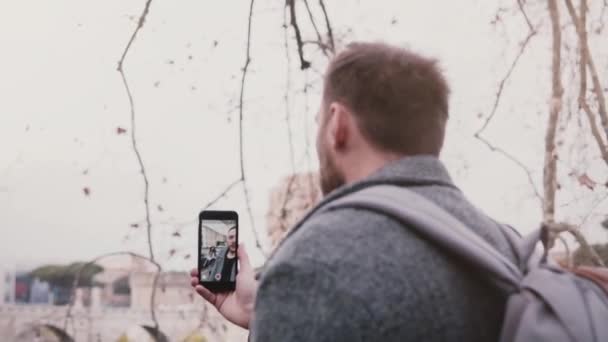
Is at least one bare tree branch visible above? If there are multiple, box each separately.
[569,228,606,267]
[302,0,330,57]
[545,221,605,267]
[564,0,608,166]
[318,0,335,53]
[287,0,311,69]
[544,0,564,223]
[64,252,161,332]
[239,0,266,256]
[557,234,572,268]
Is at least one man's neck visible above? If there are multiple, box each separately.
[227,250,236,259]
[344,151,403,185]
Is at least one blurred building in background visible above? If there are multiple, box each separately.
[0,255,247,341]
[266,172,322,249]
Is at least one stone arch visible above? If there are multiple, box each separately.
[14,323,74,342]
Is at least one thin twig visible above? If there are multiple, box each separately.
[203,179,243,211]
[476,135,543,201]
[117,0,153,72]
[474,2,540,203]
[116,0,155,263]
[302,0,330,57]
[239,0,266,256]
[302,39,333,52]
[579,192,608,227]
[115,0,160,333]
[119,71,154,262]
[278,175,297,233]
[581,102,608,164]
[318,0,335,53]
[279,7,298,235]
[64,252,161,331]
[287,0,311,69]
[169,179,242,236]
[517,0,535,31]
[301,71,318,204]
[284,4,297,173]
[475,15,535,136]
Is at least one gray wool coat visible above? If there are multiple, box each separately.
[250,155,519,342]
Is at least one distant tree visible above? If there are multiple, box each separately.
[30,262,103,288]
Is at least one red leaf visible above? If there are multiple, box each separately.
[577,173,596,190]
[130,223,139,228]
[83,187,90,196]
[116,127,127,135]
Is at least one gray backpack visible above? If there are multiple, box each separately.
[327,185,608,342]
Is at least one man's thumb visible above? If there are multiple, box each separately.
[238,243,252,271]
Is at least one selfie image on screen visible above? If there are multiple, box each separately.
[199,219,237,283]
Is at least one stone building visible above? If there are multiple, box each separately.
[266,172,322,249]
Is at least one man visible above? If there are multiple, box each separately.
[191,42,518,341]
[199,246,217,281]
[208,226,237,282]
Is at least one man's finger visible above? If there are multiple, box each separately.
[191,277,199,287]
[195,285,217,305]
[237,243,252,272]
[190,268,199,277]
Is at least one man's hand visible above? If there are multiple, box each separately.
[190,244,258,329]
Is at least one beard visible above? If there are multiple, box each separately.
[318,150,346,196]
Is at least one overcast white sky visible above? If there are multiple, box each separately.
[1,0,606,270]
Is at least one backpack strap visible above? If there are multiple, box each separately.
[325,185,522,292]
[498,224,543,272]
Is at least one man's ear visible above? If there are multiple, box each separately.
[327,102,350,150]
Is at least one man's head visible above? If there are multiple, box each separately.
[316,42,450,195]
[227,226,237,252]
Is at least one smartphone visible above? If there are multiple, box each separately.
[198,210,238,292]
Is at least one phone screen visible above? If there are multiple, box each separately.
[198,211,238,291]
